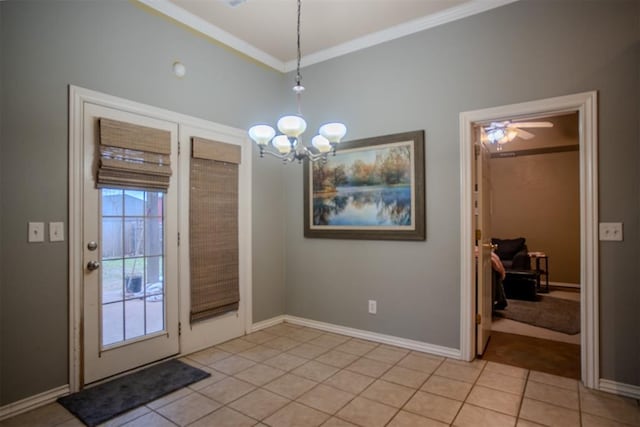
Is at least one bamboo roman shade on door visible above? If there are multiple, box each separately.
[190,137,241,322]
[97,118,172,192]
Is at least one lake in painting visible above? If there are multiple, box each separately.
[311,141,414,227]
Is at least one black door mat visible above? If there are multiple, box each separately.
[57,359,210,426]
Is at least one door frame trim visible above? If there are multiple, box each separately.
[458,91,599,388]
[68,85,252,392]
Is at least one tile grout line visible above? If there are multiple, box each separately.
[383,356,457,426]
[257,336,382,425]
[378,350,440,427]
[448,358,488,425]
[514,368,530,426]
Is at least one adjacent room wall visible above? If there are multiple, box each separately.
[283,0,639,387]
[490,150,580,284]
[0,0,286,405]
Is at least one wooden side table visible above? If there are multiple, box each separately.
[529,252,549,293]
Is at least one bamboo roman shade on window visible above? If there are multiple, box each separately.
[97,118,172,192]
[190,137,241,323]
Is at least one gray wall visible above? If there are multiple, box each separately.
[1,0,639,407]
[0,0,286,405]
[284,0,639,386]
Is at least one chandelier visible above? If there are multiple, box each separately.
[247,0,347,163]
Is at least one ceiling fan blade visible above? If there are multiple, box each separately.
[510,121,553,128]
[516,129,535,140]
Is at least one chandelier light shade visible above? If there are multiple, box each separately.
[247,0,347,163]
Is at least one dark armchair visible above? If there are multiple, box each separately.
[491,237,530,270]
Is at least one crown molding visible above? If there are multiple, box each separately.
[136,0,286,72]
[289,0,519,71]
[137,0,518,73]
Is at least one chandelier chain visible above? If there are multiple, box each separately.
[296,0,302,114]
[296,0,302,85]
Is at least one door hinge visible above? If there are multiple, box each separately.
[177,232,180,246]
[474,144,480,158]
[475,229,481,240]
[178,322,182,336]
[178,141,181,156]
[476,314,481,324]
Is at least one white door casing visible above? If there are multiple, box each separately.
[459,91,599,388]
[69,85,252,392]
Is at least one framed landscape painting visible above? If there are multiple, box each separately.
[304,130,425,241]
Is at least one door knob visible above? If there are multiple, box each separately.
[87,260,100,271]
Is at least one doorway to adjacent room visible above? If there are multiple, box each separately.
[477,111,581,378]
[459,91,599,387]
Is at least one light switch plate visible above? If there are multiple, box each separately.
[28,222,45,242]
[49,222,64,242]
[599,222,623,241]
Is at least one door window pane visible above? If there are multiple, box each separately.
[145,192,163,217]
[101,189,166,348]
[102,259,123,304]
[124,190,145,216]
[144,219,163,256]
[124,219,144,257]
[102,218,123,259]
[102,302,124,346]
[125,258,145,295]
[102,189,123,216]
[124,299,145,340]
[146,296,164,335]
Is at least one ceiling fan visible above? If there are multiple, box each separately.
[482,120,553,150]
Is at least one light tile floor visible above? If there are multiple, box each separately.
[2,322,638,427]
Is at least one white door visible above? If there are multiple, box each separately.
[476,130,493,355]
[82,103,180,384]
[177,124,249,354]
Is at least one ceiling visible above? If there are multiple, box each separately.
[139,0,518,72]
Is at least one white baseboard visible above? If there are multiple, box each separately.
[599,379,640,400]
[249,315,286,332]
[285,315,462,359]
[0,385,70,421]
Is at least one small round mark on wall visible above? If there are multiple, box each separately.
[173,61,186,78]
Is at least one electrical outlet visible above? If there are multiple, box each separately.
[368,300,377,314]
[28,222,45,242]
[599,222,623,241]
